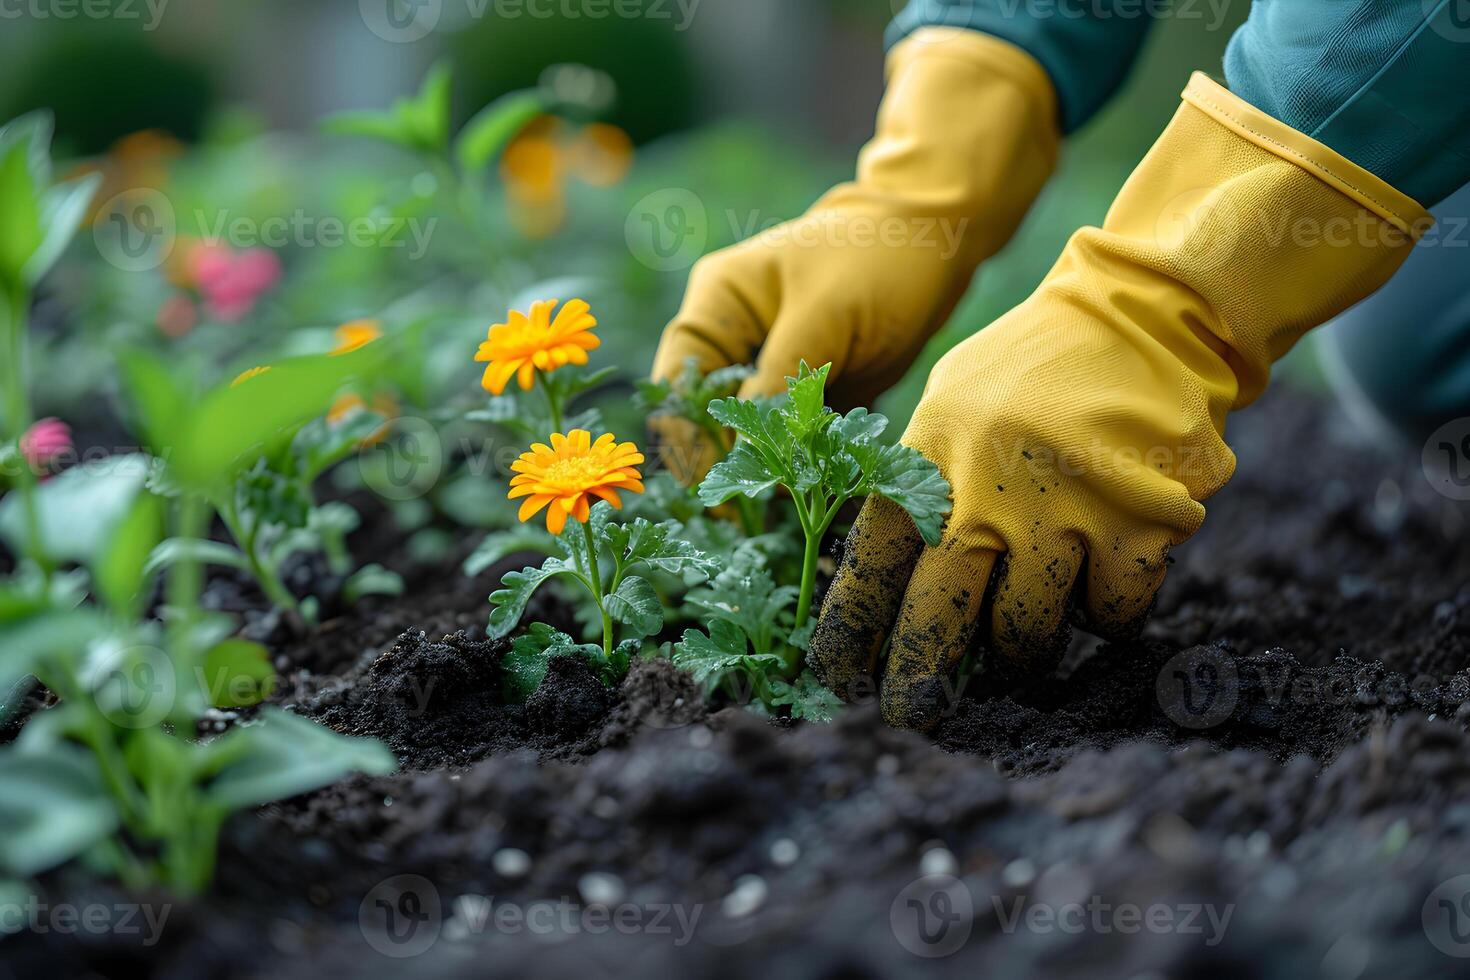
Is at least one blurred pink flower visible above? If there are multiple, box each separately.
[186,244,282,322]
[21,418,72,472]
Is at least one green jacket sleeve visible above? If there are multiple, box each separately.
[887,0,1157,133]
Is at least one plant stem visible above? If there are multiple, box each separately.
[580,520,614,658]
[219,500,301,617]
[0,288,47,575]
[535,368,564,432]
[794,523,822,633]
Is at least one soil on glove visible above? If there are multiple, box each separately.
[7,388,1470,980]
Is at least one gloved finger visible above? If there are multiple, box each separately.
[736,298,854,401]
[809,496,925,702]
[988,539,1084,668]
[650,244,775,384]
[881,538,999,731]
[1077,534,1171,641]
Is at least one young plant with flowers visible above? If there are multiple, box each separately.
[488,429,717,698]
[473,297,612,436]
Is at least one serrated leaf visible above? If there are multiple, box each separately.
[502,622,602,702]
[685,549,796,657]
[604,575,662,638]
[781,361,832,441]
[697,443,780,507]
[769,671,842,722]
[671,619,752,687]
[487,555,580,639]
[604,517,718,578]
[862,443,952,547]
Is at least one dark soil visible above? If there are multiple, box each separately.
[6,388,1470,980]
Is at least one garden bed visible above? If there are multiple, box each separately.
[7,386,1469,979]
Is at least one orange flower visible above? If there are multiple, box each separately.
[231,365,272,387]
[508,430,644,535]
[332,319,383,355]
[475,299,599,396]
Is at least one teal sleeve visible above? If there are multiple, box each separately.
[887,1,1157,134]
[1224,0,1470,206]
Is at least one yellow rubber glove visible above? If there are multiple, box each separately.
[649,28,1058,481]
[810,72,1432,731]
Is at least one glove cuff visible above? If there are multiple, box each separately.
[827,28,1060,263]
[1180,73,1430,239]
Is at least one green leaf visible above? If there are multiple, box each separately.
[25,173,101,285]
[463,527,556,577]
[410,59,454,151]
[487,555,580,639]
[604,575,662,638]
[698,442,780,507]
[685,549,796,657]
[343,563,404,601]
[502,623,603,702]
[0,743,117,877]
[0,608,107,710]
[144,538,249,577]
[0,454,151,566]
[321,110,409,146]
[203,707,396,811]
[781,361,832,441]
[603,517,718,578]
[93,489,164,618]
[672,619,781,690]
[769,671,843,723]
[201,639,276,708]
[0,134,42,288]
[861,443,952,547]
[120,351,193,454]
[456,90,545,173]
[173,349,386,487]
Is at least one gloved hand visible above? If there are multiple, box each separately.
[649,28,1058,481]
[810,72,1431,731]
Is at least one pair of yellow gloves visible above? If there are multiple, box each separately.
[651,29,1430,730]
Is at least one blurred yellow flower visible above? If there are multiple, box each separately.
[332,319,383,355]
[507,430,645,535]
[231,365,272,387]
[327,392,398,447]
[475,299,599,395]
